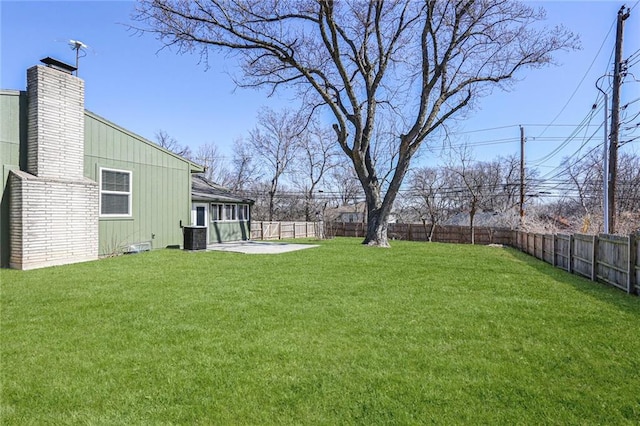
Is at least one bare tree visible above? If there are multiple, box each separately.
[291,123,339,221]
[555,149,640,234]
[445,149,494,244]
[228,137,261,192]
[154,129,191,158]
[443,146,530,242]
[249,107,302,221]
[326,162,363,207]
[136,0,578,246]
[483,155,520,213]
[191,142,232,185]
[407,167,453,241]
[614,151,640,223]
[244,182,270,221]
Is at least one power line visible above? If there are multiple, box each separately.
[533,14,617,139]
[530,100,604,167]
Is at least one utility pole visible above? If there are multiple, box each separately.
[608,5,630,234]
[595,75,609,234]
[519,125,525,225]
[602,90,610,234]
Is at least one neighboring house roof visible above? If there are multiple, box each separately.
[191,174,254,204]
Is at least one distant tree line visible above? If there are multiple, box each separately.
[156,108,640,237]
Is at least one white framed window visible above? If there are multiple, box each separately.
[211,204,223,221]
[211,203,247,221]
[239,205,250,221]
[225,204,237,221]
[100,167,132,217]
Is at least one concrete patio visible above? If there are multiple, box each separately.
[206,241,318,254]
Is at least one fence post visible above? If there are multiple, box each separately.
[529,232,533,254]
[591,234,598,282]
[516,231,524,251]
[261,222,265,241]
[552,234,557,267]
[628,234,638,295]
[568,235,574,274]
[533,233,536,258]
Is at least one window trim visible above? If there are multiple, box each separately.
[225,204,237,221]
[211,204,221,222]
[210,203,249,222]
[99,167,132,218]
[239,204,250,221]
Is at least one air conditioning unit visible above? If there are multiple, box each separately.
[183,226,207,250]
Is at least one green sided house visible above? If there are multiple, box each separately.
[1,58,251,270]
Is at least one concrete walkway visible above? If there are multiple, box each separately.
[206,240,318,254]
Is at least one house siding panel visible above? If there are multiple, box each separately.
[1,91,26,267]
[0,91,24,167]
[210,220,251,243]
[84,113,193,255]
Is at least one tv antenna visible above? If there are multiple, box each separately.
[68,39,88,76]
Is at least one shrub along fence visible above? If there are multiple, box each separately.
[514,231,639,295]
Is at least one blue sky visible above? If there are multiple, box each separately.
[2,0,639,177]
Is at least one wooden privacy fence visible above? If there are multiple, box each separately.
[252,221,514,245]
[251,221,320,240]
[327,221,514,245]
[515,231,639,295]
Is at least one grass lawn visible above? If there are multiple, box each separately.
[1,238,639,424]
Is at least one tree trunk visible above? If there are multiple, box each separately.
[422,218,432,242]
[304,188,313,222]
[364,206,389,247]
[469,207,476,245]
[357,149,411,247]
[268,191,275,222]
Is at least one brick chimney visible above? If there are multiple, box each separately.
[9,59,98,270]
[26,60,85,179]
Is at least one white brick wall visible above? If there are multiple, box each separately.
[26,65,85,179]
[9,171,99,270]
[9,64,99,270]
